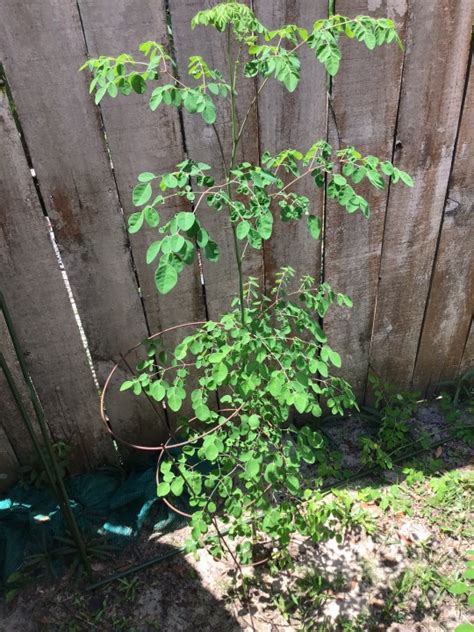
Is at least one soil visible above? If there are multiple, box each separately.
[1,402,473,632]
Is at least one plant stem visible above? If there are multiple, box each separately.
[226,25,246,324]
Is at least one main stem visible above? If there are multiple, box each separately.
[226,26,246,325]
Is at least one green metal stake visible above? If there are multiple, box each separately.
[0,351,59,495]
[0,290,92,577]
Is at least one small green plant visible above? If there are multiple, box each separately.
[449,550,474,604]
[381,560,449,619]
[273,568,331,627]
[80,2,413,575]
[359,375,420,469]
[304,489,376,542]
[449,550,474,632]
[423,470,473,538]
[437,369,474,447]
[117,576,142,602]
[2,571,31,604]
[19,440,71,489]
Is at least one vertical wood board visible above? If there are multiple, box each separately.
[368,0,472,389]
[0,0,166,445]
[168,0,263,319]
[77,0,206,341]
[253,0,328,292]
[459,320,474,376]
[413,54,474,392]
[324,0,407,399]
[0,88,114,469]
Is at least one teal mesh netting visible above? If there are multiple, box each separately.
[0,464,187,582]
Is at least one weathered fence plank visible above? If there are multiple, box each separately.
[413,56,474,392]
[77,0,206,339]
[168,0,263,319]
[0,0,472,474]
[0,312,38,465]
[253,1,327,291]
[324,0,407,399]
[459,320,474,376]
[367,0,472,390]
[0,88,114,469]
[77,0,209,428]
[0,0,167,446]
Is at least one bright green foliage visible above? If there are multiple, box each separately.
[127,145,409,294]
[191,2,267,39]
[81,2,413,567]
[359,375,420,469]
[450,550,474,631]
[80,41,229,124]
[129,270,357,556]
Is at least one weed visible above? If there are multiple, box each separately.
[117,576,142,602]
[359,375,420,469]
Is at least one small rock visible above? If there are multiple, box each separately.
[399,521,431,544]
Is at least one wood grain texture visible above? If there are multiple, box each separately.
[168,0,263,319]
[253,0,327,292]
[0,88,115,469]
[368,0,473,390]
[413,55,474,393]
[77,0,209,428]
[77,0,206,339]
[0,0,167,446]
[459,320,474,375]
[324,0,407,399]
[0,312,38,464]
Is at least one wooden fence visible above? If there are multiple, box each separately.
[0,0,472,483]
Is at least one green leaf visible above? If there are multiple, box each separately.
[171,477,184,496]
[204,241,219,262]
[256,212,273,240]
[329,350,342,368]
[167,387,184,412]
[245,459,260,479]
[448,581,469,595]
[176,211,196,231]
[130,74,147,94]
[204,441,219,461]
[455,624,474,632]
[202,102,216,124]
[294,392,308,414]
[128,212,144,234]
[381,161,394,176]
[212,362,228,384]
[144,206,160,228]
[195,403,211,421]
[317,360,329,378]
[286,475,300,494]
[170,234,185,252]
[157,482,170,497]
[133,182,152,207]
[150,88,163,111]
[155,259,178,294]
[236,220,251,240]
[307,214,321,240]
[94,85,107,105]
[399,170,414,187]
[138,172,155,183]
[120,380,134,392]
[151,381,166,401]
[146,240,161,264]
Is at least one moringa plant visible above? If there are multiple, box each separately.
[82,2,413,568]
